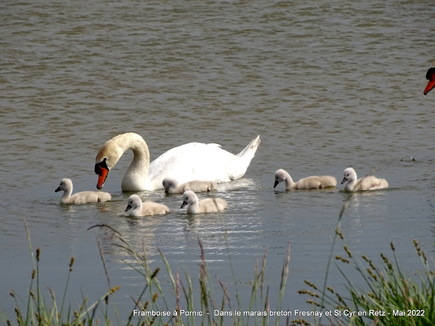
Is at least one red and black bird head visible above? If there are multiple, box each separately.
[423,67,435,95]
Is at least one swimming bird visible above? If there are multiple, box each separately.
[423,67,435,95]
[125,194,169,217]
[162,178,216,194]
[180,190,227,214]
[273,169,337,190]
[341,167,389,192]
[94,132,261,191]
[55,178,111,204]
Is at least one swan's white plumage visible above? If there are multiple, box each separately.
[95,133,261,191]
[341,167,389,192]
[180,190,227,214]
[125,194,169,217]
[55,178,111,204]
[162,178,216,194]
[274,169,337,190]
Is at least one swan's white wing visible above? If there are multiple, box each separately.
[147,142,237,190]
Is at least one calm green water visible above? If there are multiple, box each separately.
[1,0,434,323]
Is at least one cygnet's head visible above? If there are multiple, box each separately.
[341,167,357,184]
[181,190,197,208]
[274,169,288,188]
[162,178,178,193]
[125,194,142,212]
[55,178,73,192]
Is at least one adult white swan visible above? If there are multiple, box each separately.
[95,132,261,191]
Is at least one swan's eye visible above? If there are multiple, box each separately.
[94,158,109,175]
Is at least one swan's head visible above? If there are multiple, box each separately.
[95,158,110,190]
[274,169,288,188]
[95,135,127,189]
[95,139,123,189]
[55,178,73,192]
[162,178,178,193]
[94,133,148,190]
[125,194,142,213]
[424,67,435,95]
[181,190,197,208]
[341,167,357,184]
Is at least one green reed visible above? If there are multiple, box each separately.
[5,220,291,326]
[99,223,292,326]
[298,196,435,326]
[4,220,120,326]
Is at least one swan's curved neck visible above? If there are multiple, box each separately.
[186,195,200,213]
[63,185,73,199]
[121,135,150,190]
[283,172,295,189]
[345,173,357,191]
[97,133,151,191]
[190,201,199,213]
[345,180,354,191]
[132,203,142,216]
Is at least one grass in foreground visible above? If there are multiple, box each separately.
[3,221,292,326]
[298,195,435,326]
[299,237,434,325]
[5,221,120,326]
[94,223,293,326]
[4,208,434,326]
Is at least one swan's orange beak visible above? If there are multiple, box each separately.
[424,68,435,95]
[95,159,109,190]
[424,79,435,95]
[96,168,109,189]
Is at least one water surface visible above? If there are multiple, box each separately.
[1,0,434,323]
